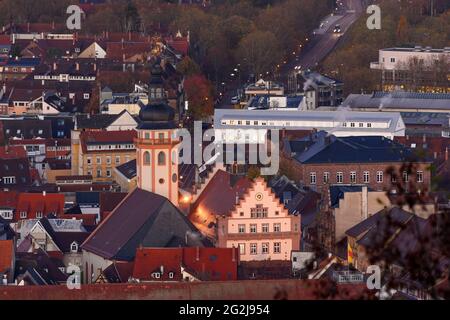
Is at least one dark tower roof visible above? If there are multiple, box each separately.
[137,60,178,130]
[149,63,164,87]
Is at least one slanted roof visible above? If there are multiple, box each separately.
[15,249,67,285]
[342,92,450,110]
[101,261,134,283]
[115,159,137,180]
[329,185,372,208]
[81,188,210,261]
[298,136,418,164]
[191,170,252,217]
[39,217,90,253]
[345,207,414,239]
[0,240,14,274]
[75,113,120,129]
[132,247,238,282]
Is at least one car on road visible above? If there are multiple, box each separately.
[333,24,342,33]
[231,96,240,104]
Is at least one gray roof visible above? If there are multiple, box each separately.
[81,188,209,261]
[342,92,450,111]
[214,109,405,136]
[75,114,119,129]
[345,207,413,239]
[302,71,343,87]
[115,159,137,180]
[329,185,372,208]
[289,134,421,164]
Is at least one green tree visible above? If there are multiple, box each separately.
[235,30,282,77]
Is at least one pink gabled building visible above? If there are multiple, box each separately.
[190,171,301,262]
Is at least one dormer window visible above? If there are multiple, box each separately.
[36,211,43,219]
[20,211,27,219]
[70,242,78,253]
[151,272,161,279]
[169,272,174,279]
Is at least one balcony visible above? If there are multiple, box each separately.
[225,231,299,241]
[370,62,382,70]
[134,138,178,146]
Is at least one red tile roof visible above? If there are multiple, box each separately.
[15,193,64,221]
[79,130,136,153]
[132,247,239,282]
[0,191,18,209]
[0,35,11,46]
[9,138,46,145]
[106,42,152,60]
[0,240,14,274]
[191,170,252,216]
[165,36,189,55]
[0,280,375,300]
[0,145,27,159]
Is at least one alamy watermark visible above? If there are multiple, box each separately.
[66,264,81,290]
[66,5,82,30]
[173,121,280,176]
[366,5,381,30]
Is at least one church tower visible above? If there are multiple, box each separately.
[135,62,180,206]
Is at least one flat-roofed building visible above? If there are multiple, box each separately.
[214,109,405,144]
[370,47,450,93]
[342,92,450,113]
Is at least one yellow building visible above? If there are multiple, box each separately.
[75,130,137,182]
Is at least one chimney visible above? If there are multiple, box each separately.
[235,192,239,205]
[362,185,368,220]
[93,63,97,72]
[445,147,448,161]
[422,134,426,143]
[196,247,200,261]
[128,31,131,41]
[27,22,30,33]
[53,62,57,71]
[76,62,80,71]
[121,38,124,49]
[52,21,55,30]
[43,191,46,197]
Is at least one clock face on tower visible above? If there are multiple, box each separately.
[255,192,263,201]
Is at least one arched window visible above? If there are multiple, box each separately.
[70,241,78,253]
[158,151,166,165]
[143,151,151,165]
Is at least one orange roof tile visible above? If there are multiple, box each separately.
[0,240,14,274]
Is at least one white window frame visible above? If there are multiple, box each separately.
[238,243,245,255]
[274,223,281,233]
[350,171,356,184]
[274,242,281,254]
[70,242,78,253]
[310,172,316,185]
[363,171,370,183]
[376,171,383,183]
[250,243,257,255]
[417,171,423,183]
